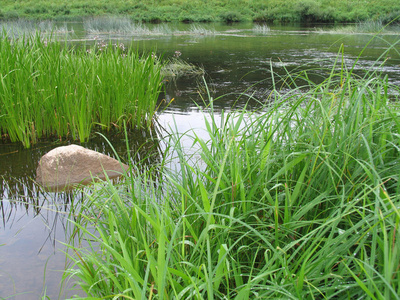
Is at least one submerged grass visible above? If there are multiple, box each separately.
[64,45,400,298]
[0,34,163,148]
[162,57,205,78]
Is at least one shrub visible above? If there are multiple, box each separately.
[220,11,243,23]
[295,0,323,22]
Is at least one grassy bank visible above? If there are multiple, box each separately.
[1,0,400,24]
[64,49,400,298]
[0,34,163,148]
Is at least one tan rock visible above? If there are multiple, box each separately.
[36,144,129,191]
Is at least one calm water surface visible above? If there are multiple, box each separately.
[0,22,399,299]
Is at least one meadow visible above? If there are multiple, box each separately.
[0,34,163,148]
[63,46,400,298]
[1,0,400,24]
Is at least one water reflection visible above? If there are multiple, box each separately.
[0,195,77,299]
[0,127,162,238]
[1,127,161,201]
[0,125,162,299]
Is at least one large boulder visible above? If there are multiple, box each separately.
[36,144,129,191]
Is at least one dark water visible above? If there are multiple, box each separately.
[0,22,399,299]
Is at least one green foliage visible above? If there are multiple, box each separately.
[1,0,400,23]
[0,33,163,148]
[219,11,243,23]
[65,45,400,298]
[294,0,335,22]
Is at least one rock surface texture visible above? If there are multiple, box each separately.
[36,144,129,191]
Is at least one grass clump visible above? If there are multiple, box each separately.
[188,24,216,36]
[355,19,386,33]
[252,24,271,34]
[321,20,392,34]
[0,20,73,39]
[84,17,217,36]
[0,34,163,148]
[84,16,153,35]
[64,47,400,298]
[162,57,205,78]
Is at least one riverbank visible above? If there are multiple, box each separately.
[1,0,400,24]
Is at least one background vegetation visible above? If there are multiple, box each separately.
[1,0,400,24]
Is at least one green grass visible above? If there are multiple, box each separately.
[1,0,400,24]
[64,45,400,298]
[0,34,163,148]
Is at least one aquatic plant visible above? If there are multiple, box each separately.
[162,57,205,78]
[356,19,385,33]
[0,20,73,39]
[0,34,163,148]
[84,17,218,37]
[152,23,174,35]
[316,18,400,34]
[188,24,216,36]
[252,24,270,34]
[64,46,400,298]
[84,16,153,35]
[84,17,176,36]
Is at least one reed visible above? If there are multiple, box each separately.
[84,17,217,36]
[252,24,270,34]
[356,19,386,33]
[64,45,400,299]
[188,24,216,36]
[318,20,396,34]
[0,34,163,148]
[84,16,153,35]
[0,20,73,39]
